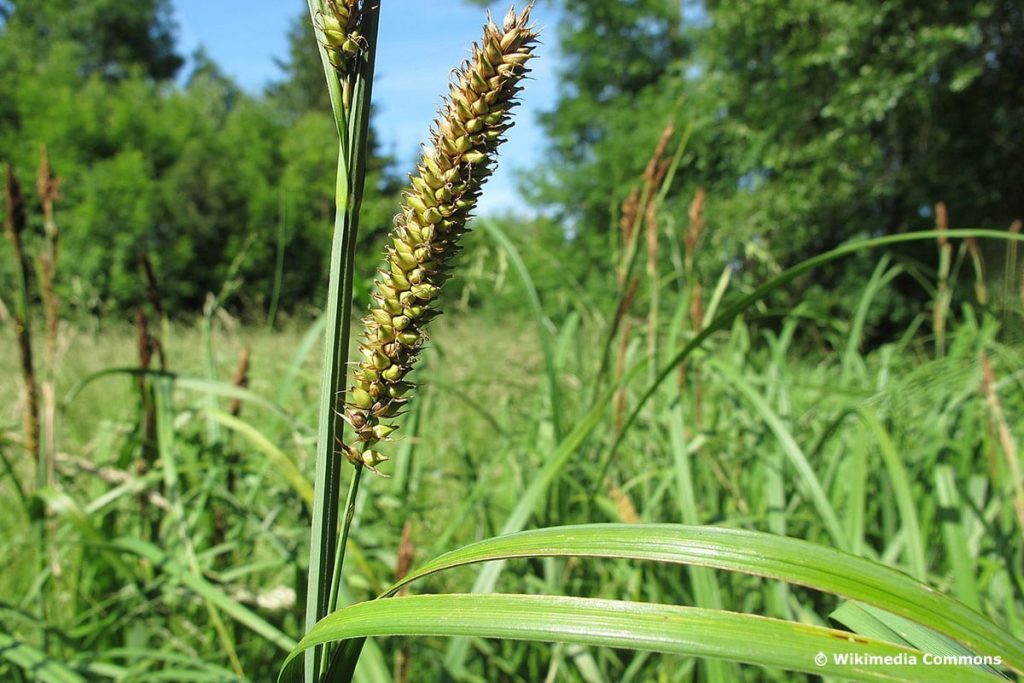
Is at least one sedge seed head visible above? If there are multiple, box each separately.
[343,5,538,472]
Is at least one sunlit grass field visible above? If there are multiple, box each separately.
[3,244,1023,681]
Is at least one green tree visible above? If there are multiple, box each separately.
[0,0,182,80]
[1,0,403,317]
[521,0,1024,286]
[528,0,688,232]
[699,0,1024,253]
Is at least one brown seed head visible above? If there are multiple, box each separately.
[935,201,948,247]
[3,165,26,239]
[344,5,538,471]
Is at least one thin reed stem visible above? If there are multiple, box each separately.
[303,2,381,681]
[322,463,362,669]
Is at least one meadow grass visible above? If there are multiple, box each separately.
[1,251,1023,681]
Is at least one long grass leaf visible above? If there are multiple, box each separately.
[388,524,1024,673]
[711,360,847,549]
[204,408,314,507]
[282,594,1001,683]
[0,629,86,683]
[860,409,926,580]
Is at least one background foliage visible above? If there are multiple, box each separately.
[0,0,401,317]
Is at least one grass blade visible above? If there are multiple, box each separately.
[710,360,847,549]
[860,409,926,580]
[0,629,85,683]
[390,524,1024,673]
[113,537,296,652]
[934,465,982,610]
[282,594,1001,683]
[203,408,314,507]
[608,229,1024,471]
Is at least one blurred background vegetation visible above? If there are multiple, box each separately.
[2,0,1020,322]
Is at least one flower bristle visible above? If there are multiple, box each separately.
[343,5,538,472]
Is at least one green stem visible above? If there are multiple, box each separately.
[321,463,363,670]
[303,3,380,682]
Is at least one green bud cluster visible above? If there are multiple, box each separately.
[342,5,538,473]
[317,0,363,73]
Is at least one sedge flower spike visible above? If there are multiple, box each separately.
[317,0,364,74]
[342,5,538,473]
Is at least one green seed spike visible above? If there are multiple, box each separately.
[343,4,539,473]
[372,424,398,441]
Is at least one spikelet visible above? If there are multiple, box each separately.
[342,5,538,472]
[317,0,364,74]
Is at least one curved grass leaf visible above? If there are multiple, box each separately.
[63,368,288,418]
[831,602,1007,679]
[113,538,296,652]
[859,409,926,581]
[280,594,1001,683]
[709,359,848,550]
[386,524,1023,674]
[0,629,86,683]
[203,408,314,507]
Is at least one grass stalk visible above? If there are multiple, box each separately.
[3,165,40,468]
[35,146,60,380]
[303,2,381,680]
[964,237,988,305]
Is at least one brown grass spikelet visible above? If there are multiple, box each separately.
[343,5,539,472]
[606,479,640,523]
[935,201,949,245]
[964,236,988,305]
[228,346,251,417]
[36,145,62,373]
[620,187,639,248]
[4,164,40,462]
[643,124,674,188]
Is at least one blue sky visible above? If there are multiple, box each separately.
[171,1,559,214]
